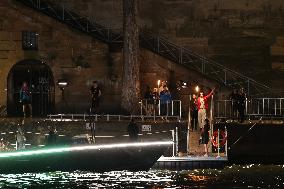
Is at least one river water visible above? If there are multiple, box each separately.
[0,164,283,188]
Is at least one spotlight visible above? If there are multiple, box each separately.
[57,80,68,88]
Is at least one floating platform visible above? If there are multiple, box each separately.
[153,156,228,170]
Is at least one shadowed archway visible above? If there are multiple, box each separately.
[7,59,55,117]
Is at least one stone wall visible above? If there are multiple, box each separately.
[0,0,221,115]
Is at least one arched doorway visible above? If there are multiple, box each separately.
[7,59,55,117]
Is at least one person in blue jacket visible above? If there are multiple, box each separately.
[19,81,32,117]
[159,86,172,116]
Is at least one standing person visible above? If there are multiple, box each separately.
[152,88,159,115]
[200,118,210,156]
[159,86,172,117]
[47,126,57,146]
[190,94,198,131]
[144,85,153,115]
[158,81,166,95]
[229,89,239,119]
[196,88,214,129]
[237,87,246,123]
[127,118,139,141]
[19,81,32,118]
[16,127,26,150]
[90,81,102,114]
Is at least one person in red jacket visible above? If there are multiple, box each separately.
[196,88,214,129]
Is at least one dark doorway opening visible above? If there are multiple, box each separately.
[7,59,55,117]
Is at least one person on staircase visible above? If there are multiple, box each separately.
[190,94,198,131]
[237,87,246,123]
[196,88,215,130]
[200,118,210,156]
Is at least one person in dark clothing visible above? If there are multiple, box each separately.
[144,85,154,115]
[237,88,246,123]
[230,89,239,119]
[127,119,139,141]
[90,81,101,114]
[190,94,198,131]
[47,126,57,146]
[152,88,159,115]
[200,118,210,156]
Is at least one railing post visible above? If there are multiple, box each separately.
[158,100,161,116]
[171,100,174,116]
[217,101,220,118]
[210,95,214,124]
[175,126,178,156]
[263,98,265,115]
[224,100,227,117]
[275,99,277,116]
[171,129,175,157]
[280,99,282,116]
[153,101,156,122]
[179,100,182,120]
[245,98,248,115]
[268,98,270,115]
[217,129,220,157]
[187,95,191,155]
[225,127,228,157]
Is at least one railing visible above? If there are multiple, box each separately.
[140,99,181,119]
[216,98,284,119]
[16,0,272,97]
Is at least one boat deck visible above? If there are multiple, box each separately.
[153,155,228,170]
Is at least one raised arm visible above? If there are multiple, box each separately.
[204,88,215,100]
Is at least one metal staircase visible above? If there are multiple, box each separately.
[16,0,271,96]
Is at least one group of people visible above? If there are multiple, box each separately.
[144,82,172,116]
[15,123,58,151]
[18,80,102,117]
[229,88,246,123]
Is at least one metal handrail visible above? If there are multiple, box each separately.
[140,99,182,120]
[216,98,284,119]
[16,0,272,96]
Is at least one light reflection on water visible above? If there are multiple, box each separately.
[0,164,283,188]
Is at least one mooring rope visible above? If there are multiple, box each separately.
[228,116,262,150]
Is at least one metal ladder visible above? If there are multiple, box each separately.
[16,0,271,96]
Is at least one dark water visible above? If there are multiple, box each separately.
[0,164,283,188]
